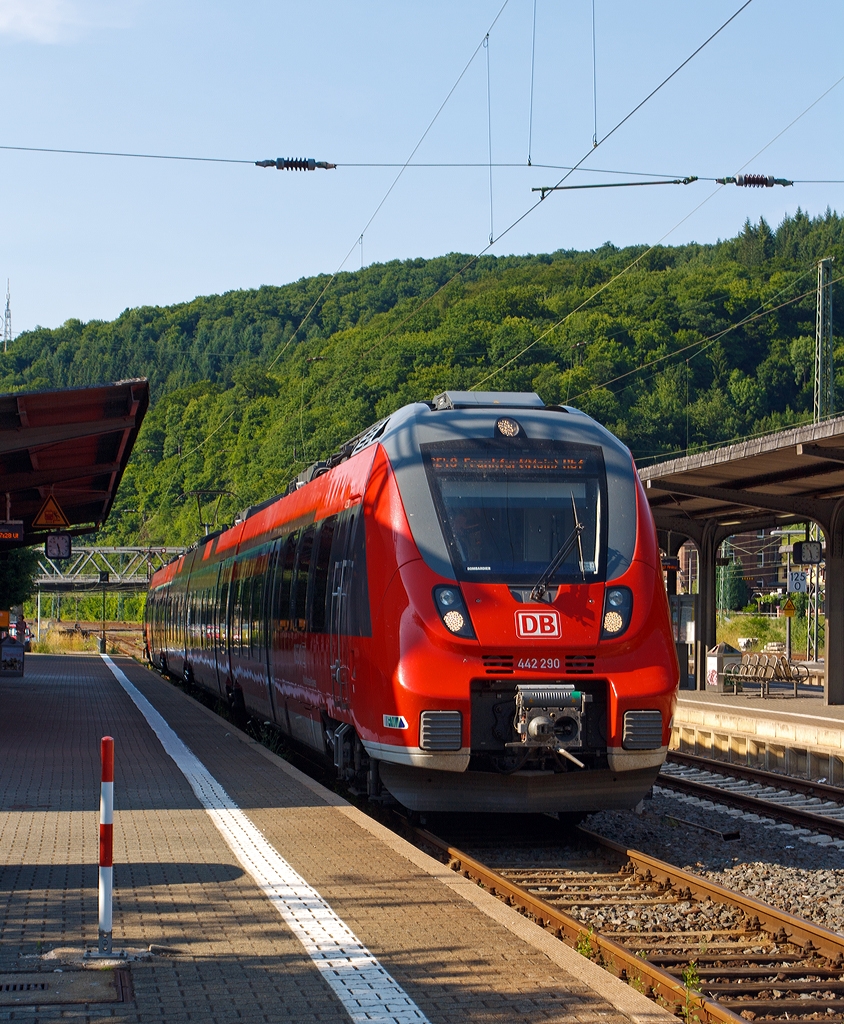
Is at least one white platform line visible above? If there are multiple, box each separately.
[101,655,430,1024]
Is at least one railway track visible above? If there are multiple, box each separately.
[659,752,844,841]
[409,817,844,1023]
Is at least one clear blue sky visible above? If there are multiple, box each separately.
[1,0,842,334]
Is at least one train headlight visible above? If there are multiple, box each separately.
[495,417,521,438]
[443,610,465,632]
[493,415,520,440]
[601,586,633,639]
[603,611,624,633]
[433,586,476,639]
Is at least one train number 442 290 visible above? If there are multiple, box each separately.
[517,657,561,670]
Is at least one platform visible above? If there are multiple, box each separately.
[0,654,672,1024]
[673,684,844,783]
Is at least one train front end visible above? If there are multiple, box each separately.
[360,391,679,813]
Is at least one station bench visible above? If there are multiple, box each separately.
[724,652,809,697]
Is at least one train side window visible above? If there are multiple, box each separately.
[292,525,315,631]
[310,515,337,633]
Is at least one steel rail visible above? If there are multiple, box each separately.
[409,821,844,1023]
[412,824,745,1024]
[656,771,844,840]
[667,750,844,800]
[578,828,844,959]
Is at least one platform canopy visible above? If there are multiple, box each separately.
[0,379,149,547]
[640,413,844,705]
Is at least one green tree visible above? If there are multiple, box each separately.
[3,211,844,547]
[717,559,748,612]
[0,548,40,609]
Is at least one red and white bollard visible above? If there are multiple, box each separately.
[96,736,115,955]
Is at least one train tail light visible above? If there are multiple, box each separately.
[432,586,476,639]
[601,586,633,639]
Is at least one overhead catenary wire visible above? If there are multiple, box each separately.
[570,266,833,406]
[591,0,598,148]
[2,139,827,187]
[276,0,759,448]
[343,0,756,368]
[532,176,698,198]
[0,143,255,164]
[143,0,516,527]
[527,0,538,165]
[485,33,494,244]
[263,0,513,374]
[468,65,844,393]
[135,0,826,528]
[0,139,780,181]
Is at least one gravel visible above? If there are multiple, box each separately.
[584,786,844,935]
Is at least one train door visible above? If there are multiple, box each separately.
[213,559,233,698]
[329,555,352,709]
[328,507,366,710]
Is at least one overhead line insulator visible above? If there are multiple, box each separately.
[716,174,793,187]
[255,157,336,171]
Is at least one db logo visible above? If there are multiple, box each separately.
[515,609,561,639]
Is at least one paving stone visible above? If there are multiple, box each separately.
[0,654,675,1024]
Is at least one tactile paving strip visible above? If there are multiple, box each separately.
[101,656,430,1024]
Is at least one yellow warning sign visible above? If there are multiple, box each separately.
[33,495,70,529]
[782,597,796,618]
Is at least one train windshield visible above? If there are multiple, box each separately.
[422,439,607,584]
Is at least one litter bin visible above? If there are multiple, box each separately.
[0,635,25,677]
[705,642,741,693]
[97,636,106,654]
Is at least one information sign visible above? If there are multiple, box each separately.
[33,496,70,529]
[0,521,24,543]
[788,570,808,594]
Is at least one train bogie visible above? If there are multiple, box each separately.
[146,391,678,814]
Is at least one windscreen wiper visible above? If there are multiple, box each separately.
[530,495,584,602]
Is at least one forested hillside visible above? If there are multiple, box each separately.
[2,208,843,547]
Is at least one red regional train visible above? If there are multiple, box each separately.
[145,391,678,813]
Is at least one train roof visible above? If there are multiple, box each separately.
[149,392,639,588]
[272,392,628,506]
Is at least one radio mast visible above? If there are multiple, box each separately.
[2,281,10,353]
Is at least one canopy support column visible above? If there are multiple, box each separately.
[823,499,844,705]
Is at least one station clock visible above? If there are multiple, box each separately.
[792,540,822,564]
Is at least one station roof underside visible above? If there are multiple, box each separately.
[0,379,149,546]
[640,414,844,533]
